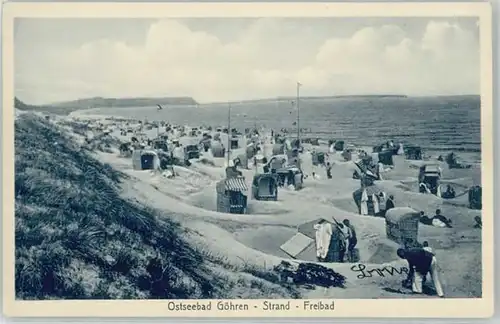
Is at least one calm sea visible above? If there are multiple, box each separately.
[82,95,481,161]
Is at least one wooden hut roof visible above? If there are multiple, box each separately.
[221,176,248,192]
[280,233,314,259]
[424,165,440,174]
[253,173,278,181]
[385,207,420,223]
[141,150,158,156]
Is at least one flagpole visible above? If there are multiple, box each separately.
[227,103,231,165]
[296,81,301,145]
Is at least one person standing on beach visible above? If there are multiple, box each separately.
[343,219,357,262]
[337,223,350,263]
[326,162,332,179]
[397,247,444,298]
[385,195,395,212]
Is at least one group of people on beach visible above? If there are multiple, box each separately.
[315,219,358,264]
[419,209,453,228]
[337,219,358,263]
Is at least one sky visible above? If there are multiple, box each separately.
[14,17,480,105]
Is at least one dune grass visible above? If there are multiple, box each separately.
[14,113,300,299]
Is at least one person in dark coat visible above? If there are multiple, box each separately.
[397,247,444,297]
[385,195,395,211]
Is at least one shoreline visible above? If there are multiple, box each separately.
[68,109,483,163]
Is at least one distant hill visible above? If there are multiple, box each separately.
[15,97,55,112]
[279,95,408,100]
[207,94,408,105]
[15,97,74,115]
[14,96,198,115]
[49,96,198,109]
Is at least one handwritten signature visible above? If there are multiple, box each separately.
[350,263,409,279]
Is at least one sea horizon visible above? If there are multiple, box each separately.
[30,93,481,108]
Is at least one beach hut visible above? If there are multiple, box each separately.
[132,150,161,171]
[216,176,248,214]
[267,155,287,171]
[405,145,422,160]
[184,144,200,160]
[230,136,241,150]
[211,141,225,158]
[276,166,304,190]
[233,154,248,169]
[352,185,385,216]
[378,150,394,166]
[280,218,344,262]
[119,143,132,158]
[418,164,441,195]
[272,143,285,156]
[317,152,326,165]
[468,185,482,210]
[385,207,420,247]
[334,140,345,152]
[252,173,278,201]
[152,139,168,151]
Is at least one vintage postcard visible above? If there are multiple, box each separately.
[2,1,494,318]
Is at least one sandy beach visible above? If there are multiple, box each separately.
[51,110,482,299]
